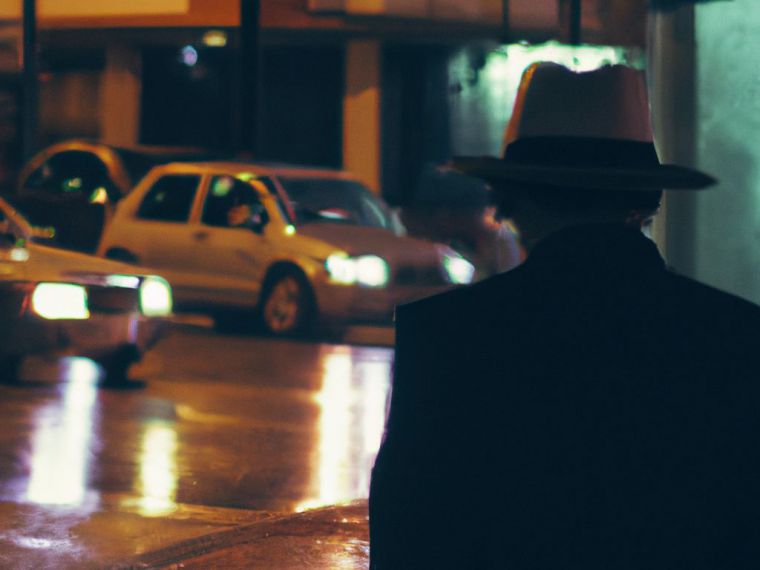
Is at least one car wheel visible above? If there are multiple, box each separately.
[97,346,139,386]
[260,270,314,336]
[0,355,22,384]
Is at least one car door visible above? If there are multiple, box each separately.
[129,173,206,304]
[0,205,28,281]
[15,150,115,252]
[189,174,274,307]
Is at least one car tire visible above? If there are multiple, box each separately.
[97,346,139,386]
[0,355,22,384]
[259,269,315,337]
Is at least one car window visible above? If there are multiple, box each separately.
[202,175,268,229]
[279,177,395,230]
[253,175,296,225]
[137,174,200,222]
[0,207,8,242]
[0,204,21,247]
[23,151,114,203]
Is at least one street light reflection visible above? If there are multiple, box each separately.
[130,422,179,516]
[358,359,389,493]
[26,359,100,507]
[296,346,391,512]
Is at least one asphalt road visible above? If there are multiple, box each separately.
[0,321,393,568]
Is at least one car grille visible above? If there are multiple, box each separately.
[87,285,140,314]
[393,265,448,286]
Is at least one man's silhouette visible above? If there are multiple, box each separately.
[369,63,760,569]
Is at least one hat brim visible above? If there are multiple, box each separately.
[451,156,717,191]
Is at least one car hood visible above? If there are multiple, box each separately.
[18,243,156,283]
[296,223,446,264]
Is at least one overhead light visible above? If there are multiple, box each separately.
[180,45,198,67]
[202,30,228,48]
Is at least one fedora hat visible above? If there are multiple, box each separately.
[452,62,716,191]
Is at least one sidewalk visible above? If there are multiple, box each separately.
[114,501,368,569]
[0,498,368,569]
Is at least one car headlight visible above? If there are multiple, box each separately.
[443,254,475,285]
[139,276,173,317]
[31,283,89,320]
[325,253,389,288]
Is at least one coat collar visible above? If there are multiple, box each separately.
[523,223,667,275]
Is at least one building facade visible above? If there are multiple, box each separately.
[0,1,646,201]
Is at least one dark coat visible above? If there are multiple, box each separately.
[369,223,760,569]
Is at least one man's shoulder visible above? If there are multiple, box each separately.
[395,267,526,322]
[667,271,760,322]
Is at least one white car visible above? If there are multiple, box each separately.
[97,162,475,335]
[0,197,173,384]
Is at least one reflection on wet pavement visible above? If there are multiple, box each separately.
[297,347,391,512]
[26,359,100,510]
[0,328,393,567]
[128,421,179,516]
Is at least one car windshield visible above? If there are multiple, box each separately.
[280,177,403,233]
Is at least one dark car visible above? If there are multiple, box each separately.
[0,196,173,384]
[9,139,220,253]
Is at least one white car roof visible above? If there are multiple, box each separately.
[155,161,362,183]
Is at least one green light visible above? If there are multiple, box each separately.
[212,176,234,197]
[89,187,108,204]
[237,173,258,182]
[63,177,83,193]
[284,225,296,236]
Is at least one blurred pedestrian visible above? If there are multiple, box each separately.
[370,62,760,569]
[403,164,523,279]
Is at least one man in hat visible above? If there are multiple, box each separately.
[369,62,760,569]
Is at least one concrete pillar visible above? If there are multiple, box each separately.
[646,7,697,272]
[343,40,382,193]
[99,45,141,146]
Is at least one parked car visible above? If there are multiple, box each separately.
[10,139,219,253]
[0,196,173,384]
[97,161,475,335]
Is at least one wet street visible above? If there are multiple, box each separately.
[0,322,393,568]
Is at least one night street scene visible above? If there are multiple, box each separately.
[0,0,758,568]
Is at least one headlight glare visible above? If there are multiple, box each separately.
[31,283,89,320]
[139,276,173,317]
[355,255,389,287]
[443,254,475,285]
[326,253,389,287]
[326,253,357,285]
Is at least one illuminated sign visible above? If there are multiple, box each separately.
[310,0,502,22]
[0,0,189,19]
